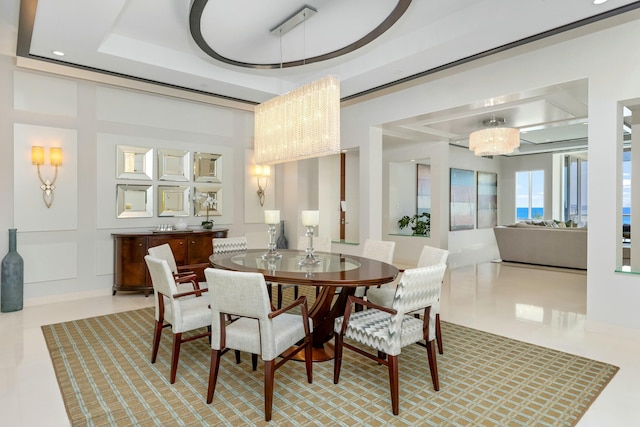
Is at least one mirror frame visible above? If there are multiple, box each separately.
[194,152,222,183]
[158,185,190,217]
[193,185,222,217]
[116,184,153,218]
[158,149,189,181]
[116,145,152,180]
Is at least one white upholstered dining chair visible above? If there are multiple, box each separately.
[144,255,211,384]
[212,236,248,254]
[353,239,396,299]
[204,267,313,421]
[333,263,447,415]
[148,243,200,291]
[367,245,449,353]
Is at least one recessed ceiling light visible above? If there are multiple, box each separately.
[52,50,65,56]
[593,0,608,4]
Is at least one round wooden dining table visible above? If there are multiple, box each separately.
[209,249,399,361]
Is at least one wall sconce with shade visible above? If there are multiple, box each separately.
[299,210,321,266]
[469,118,520,156]
[254,164,271,207]
[32,146,62,208]
[262,210,282,261]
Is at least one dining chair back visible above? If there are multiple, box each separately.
[144,255,210,384]
[212,236,248,254]
[334,263,447,415]
[354,239,396,298]
[204,267,313,421]
[417,245,449,353]
[367,244,449,353]
[148,243,200,291]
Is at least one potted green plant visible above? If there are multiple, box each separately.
[398,212,430,236]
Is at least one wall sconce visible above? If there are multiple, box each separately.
[254,164,271,207]
[32,146,62,208]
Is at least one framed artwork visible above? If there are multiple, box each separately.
[450,168,475,231]
[158,185,190,217]
[158,149,189,181]
[193,186,222,217]
[477,171,498,229]
[116,184,153,218]
[116,145,152,180]
[194,152,222,183]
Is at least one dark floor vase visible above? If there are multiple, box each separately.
[276,220,288,249]
[1,229,24,312]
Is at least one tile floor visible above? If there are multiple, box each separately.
[1,262,639,426]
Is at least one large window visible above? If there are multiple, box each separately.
[623,148,631,228]
[516,170,544,220]
[564,154,588,225]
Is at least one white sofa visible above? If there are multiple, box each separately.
[493,224,587,270]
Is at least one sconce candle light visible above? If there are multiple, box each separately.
[262,210,282,261]
[254,164,271,207]
[300,210,321,266]
[32,146,62,208]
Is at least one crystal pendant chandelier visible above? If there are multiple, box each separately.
[254,75,340,165]
[469,118,520,156]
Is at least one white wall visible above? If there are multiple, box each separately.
[337,12,640,332]
[0,55,256,305]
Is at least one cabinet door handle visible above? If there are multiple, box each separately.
[179,241,184,245]
[139,243,143,247]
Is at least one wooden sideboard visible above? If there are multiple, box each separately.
[112,228,228,296]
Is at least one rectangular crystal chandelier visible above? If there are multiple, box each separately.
[254,75,340,165]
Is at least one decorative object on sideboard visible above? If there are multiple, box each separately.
[398,212,431,236]
[195,192,216,229]
[254,164,270,207]
[1,229,24,312]
[263,210,282,261]
[469,117,520,156]
[32,145,62,208]
[299,210,321,266]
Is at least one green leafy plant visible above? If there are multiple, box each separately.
[398,212,430,236]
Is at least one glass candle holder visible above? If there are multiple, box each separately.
[299,225,321,266]
[262,223,282,261]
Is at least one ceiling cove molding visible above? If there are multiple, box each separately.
[189,0,413,69]
[342,1,640,102]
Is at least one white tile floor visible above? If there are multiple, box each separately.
[1,262,639,426]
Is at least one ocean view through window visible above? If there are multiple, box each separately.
[516,170,544,220]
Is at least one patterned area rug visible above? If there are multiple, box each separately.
[42,306,617,426]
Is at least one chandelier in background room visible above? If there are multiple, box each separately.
[468,118,520,156]
[254,74,340,165]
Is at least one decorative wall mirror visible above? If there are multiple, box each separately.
[194,152,221,182]
[158,185,190,217]
[158,149,189,181]
[116,184,153,218]
[116,145,152,180]
[193,186,222,217]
